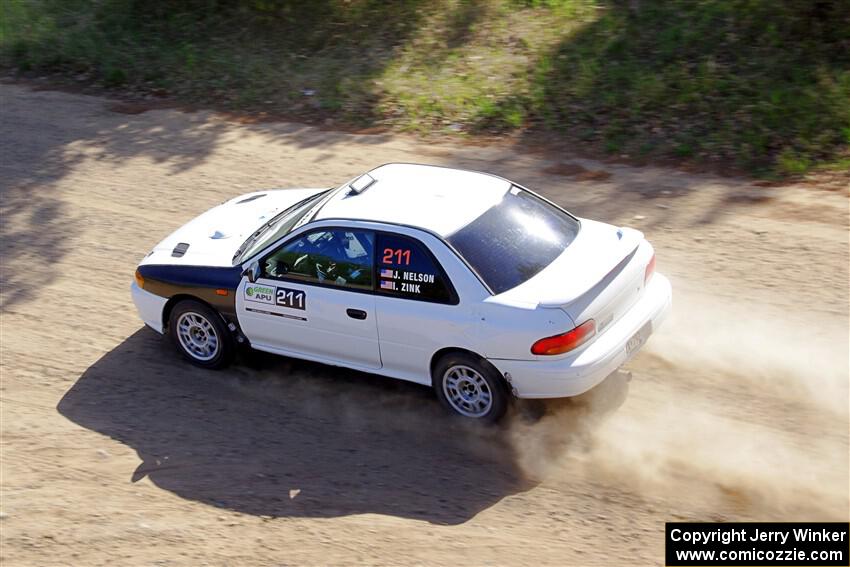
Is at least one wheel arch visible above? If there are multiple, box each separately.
[162,294,225,332]
[429,347,513,396]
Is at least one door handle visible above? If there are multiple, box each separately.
[346,308,368,320]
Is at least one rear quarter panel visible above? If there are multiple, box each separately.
[369,226,490,384]
[373,224,576,367]
[474,301,575,361]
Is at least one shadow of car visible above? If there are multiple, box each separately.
[58,329,542,525]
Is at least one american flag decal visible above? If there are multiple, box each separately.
[380,280,395,290]
[380,268,394,279]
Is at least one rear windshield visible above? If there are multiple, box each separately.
[446,186,580,294]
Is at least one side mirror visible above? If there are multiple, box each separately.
[242,262,260,283]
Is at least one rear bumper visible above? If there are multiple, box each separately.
[488,273,672,399]
[131,282,168,334]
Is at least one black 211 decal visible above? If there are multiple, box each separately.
[276,287,306,310]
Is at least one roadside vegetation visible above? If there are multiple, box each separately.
[2,0,848,176]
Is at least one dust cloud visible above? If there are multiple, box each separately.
[647,291,849,417]
[509,291,849,520]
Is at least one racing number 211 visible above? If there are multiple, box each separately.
[276,287,306,310]
[382,248,411,266]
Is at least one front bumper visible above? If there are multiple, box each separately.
[489,273,672,399]
[131,282,168,334]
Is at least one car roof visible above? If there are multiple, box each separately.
[313,163,511,237]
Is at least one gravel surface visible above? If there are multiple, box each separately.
[1,83,847,566]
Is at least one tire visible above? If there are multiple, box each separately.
[168,300,234,369]
[432,352,508,422]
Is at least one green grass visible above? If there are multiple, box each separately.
[2,0,848,176]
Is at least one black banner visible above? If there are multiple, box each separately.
[666,522,849,566]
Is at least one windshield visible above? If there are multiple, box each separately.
[233,189,331,264]
[446,186,580,294]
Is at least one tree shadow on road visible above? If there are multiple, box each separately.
[0,84,232,312]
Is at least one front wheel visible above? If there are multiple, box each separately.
[168,300,234,369]
[433,353,508,422]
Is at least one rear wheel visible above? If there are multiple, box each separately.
[168,300,234,369]
[433,352,508,422]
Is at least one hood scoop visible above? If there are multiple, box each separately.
[210,230,230,239]
[171,242,190,257]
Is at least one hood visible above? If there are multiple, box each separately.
[140,188,327,268]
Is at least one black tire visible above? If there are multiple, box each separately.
[168,300,234,369]
[432,352,509,422]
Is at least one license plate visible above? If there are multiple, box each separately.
[625,322,652,357]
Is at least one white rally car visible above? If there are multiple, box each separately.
[132,163,671,420]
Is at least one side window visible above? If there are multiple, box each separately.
[376,233,453,303]
[262,229,374,290]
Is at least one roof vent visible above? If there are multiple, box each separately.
[236,193,267,204]
[172,242,190,257]
[348,173,376,195]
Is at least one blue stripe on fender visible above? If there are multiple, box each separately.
[138,264,243,290]
[137,264,244,320]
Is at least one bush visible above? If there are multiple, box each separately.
[2,0,848,176]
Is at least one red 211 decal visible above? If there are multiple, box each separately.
[382,248,411,266]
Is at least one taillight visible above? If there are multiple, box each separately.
[134,269,145,289]
[644,253,656,284]
[531,320,596,356]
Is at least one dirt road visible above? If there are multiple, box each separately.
[1,82,848,566]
